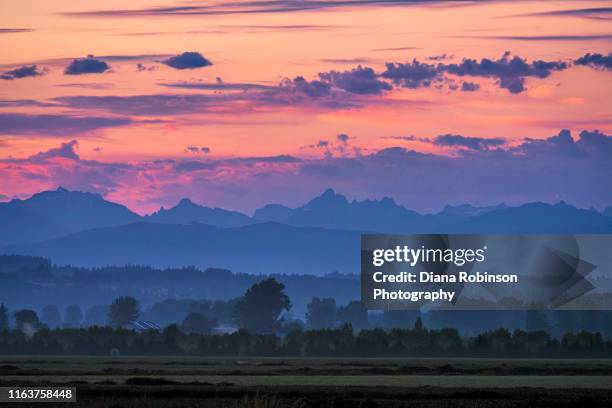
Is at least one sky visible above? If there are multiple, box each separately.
[0,0,611,214]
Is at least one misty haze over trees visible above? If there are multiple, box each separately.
[1,254,611,338]
[1,259,611,359]
[1,188,611,357]
[1,290,611,358]
[1,277,611,358]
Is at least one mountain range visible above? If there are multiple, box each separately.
[1,187,611,273]
[0,187,139,245]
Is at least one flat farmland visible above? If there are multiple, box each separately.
[1,356,611,407]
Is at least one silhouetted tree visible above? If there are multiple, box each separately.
[14,309,40,331]
[41,305,61,328]
[306,297,337,329]
[64,305,83,328]
[181,313,216,334]
[234,278,291,333]
[109,296,140,328]
[415,317,424,331]
[0,304,8,330]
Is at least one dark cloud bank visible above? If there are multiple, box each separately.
[3,51,603,124]
[295,129,612,211]
[7,129,611,212]
[3,51,595,112]
[575,53,612,70]
[381,52,568,93]
[41,51,598,120]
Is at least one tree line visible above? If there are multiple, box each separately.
[2,276,612,339]
[1,277,611,357]
[0,322,609,358]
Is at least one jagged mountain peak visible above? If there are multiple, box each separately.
[147,197,251,228]
[177,197,195,206]
[302,188,349,210]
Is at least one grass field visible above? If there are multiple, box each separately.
[1,356,611,407]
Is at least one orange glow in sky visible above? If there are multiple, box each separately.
[0,1,611,212]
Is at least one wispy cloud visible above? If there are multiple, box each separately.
[319,58,375,64]
[460,34,612,41]
[0,113,136,136]
[0,28,33,34]
[120,24,342,36]
[160,81,274,91]
[56,83,115,90]
[372,46,419,52]
[517,7,612,20]
[433,134,506,150]
[98,54,171,61]
[62,1,498,18]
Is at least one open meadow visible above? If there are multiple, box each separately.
[1,356,611,407]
